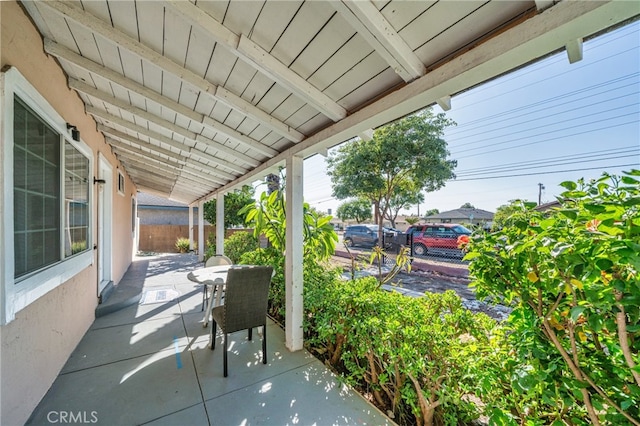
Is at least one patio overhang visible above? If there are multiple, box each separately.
[20,0,639,204]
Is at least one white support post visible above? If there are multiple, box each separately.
[198,200,204,262]
[188,204,194,252]
[285,155,304,351]
[216,192,224,255]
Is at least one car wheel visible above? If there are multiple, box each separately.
[344,238,353,247]
[413,244,427,256]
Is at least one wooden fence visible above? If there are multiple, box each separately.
[138,225,253,253]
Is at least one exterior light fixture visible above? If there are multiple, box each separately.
[66,123,80,141]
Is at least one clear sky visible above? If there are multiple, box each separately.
[302,20,640,217]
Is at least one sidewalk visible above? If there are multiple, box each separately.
[26,253,391,426]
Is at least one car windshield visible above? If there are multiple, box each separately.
[452,225,472,234]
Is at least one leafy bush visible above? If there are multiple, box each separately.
[305,276,501,425]
[209,231,258,264]
[466,170,640,425]
[175,237,190,253]
[240,189,338,262]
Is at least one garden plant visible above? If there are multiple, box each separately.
[466,170,640,424]
[226,172,639,424]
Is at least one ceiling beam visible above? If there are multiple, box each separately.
[214,86,304,143]
[198,116,277,158]
[436,96,452,111]
[70,78,263,166]
[41,1,307,142]
[106,137,186,167]
[107,135,230,186]
[43,38,201,118]
[197,0,638,202]
[120,165,177,187]
[86,106,241,179]
[181,160,235,183]
[565,38,584,63]
[99,125,188,162]
[114,151,182,177]
[119,157,215,193]
[136,185,174,199]
[332,0,425,82]
[235,35,347,121]
[167,0,346,121]
[44,39,284,155]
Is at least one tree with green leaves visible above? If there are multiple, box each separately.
[423,208,439,218]
[384,179,424,228]
[460,202,476,209]
[203,185,255,227]
[405,216,420,225]
[492,199,533,229]
[327,109,456,244]
[336,199,372,223]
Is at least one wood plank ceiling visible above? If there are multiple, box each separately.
[20,0,639,204]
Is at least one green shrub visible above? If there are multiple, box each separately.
[305,275,501,425]
[466,170,640,424]
[224,231,258,263]
[204,231,259,263]
[175,237,190,253]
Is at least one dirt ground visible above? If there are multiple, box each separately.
[330,255,511,321]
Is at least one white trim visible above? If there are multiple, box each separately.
[285,155,304,351]
[332,0,425,82]
[216,192,224,256]
[0,67,94,324]
[98,154,113,295]
[117,170,125,196]
[132,195,139,253]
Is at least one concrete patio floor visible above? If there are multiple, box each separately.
[27,254,391,426]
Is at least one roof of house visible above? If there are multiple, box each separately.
[425,208,494,221]
[535,200,562,211]
[137,192,189,208]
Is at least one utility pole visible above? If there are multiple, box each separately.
[538,183,545,205]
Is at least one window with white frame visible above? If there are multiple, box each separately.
[2,67,94,324]
[13,99,90,278]
[117,170,125,195]
[13,98,61,276]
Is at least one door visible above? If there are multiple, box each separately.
[97,156,113,296]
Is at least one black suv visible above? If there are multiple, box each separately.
[343,225,380,248]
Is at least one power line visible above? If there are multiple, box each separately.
[450,104,638,152]
[447,89,638,144]
[455,147,639,175]
[449,34,639,118]
[454,119,638,159]
[447,74,639,136]
[456,153,638,178]
[452,164,638,181]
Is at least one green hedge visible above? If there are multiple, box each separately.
[304,275,501,425]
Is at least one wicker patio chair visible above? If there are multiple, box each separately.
[210,265,273,377]
[201,254,233,311]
